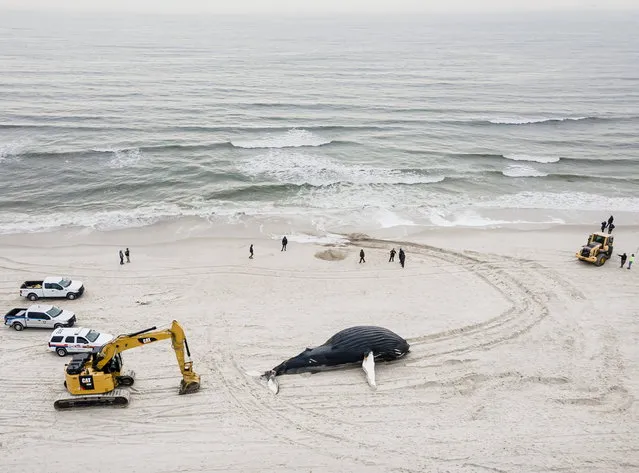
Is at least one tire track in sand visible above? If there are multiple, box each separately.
[205,239,581,470]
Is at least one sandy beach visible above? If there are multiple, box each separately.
[0,224,637,473]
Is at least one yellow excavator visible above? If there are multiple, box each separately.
[54,320,201,410]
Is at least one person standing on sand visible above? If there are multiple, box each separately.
[608,223,615,234]
[608,215,614,228]
[628,254,634,270]
[125,247,130,263]
[398,248,405,268]
[600,221,607,232]
[389,248,396,262]
[359,249,365,263]
[281,236,288,252]
[249,244,254,259]
[119,250,124,265]
[619,252,627,268]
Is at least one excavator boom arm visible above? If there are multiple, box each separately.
[95,320,200,394]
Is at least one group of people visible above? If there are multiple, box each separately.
[247,236,286,259]
[358,248,406,267]
[600,215,616,234]
[618,252,634,270]
[388,248,406,268]
[597,216,635,269]
[250,237,407,269]
[118,248,131,265]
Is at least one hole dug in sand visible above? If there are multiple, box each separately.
[315,248,347,261]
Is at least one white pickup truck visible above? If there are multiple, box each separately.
[20,277,85,301]
[4,304,77,331]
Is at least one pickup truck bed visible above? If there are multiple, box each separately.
[21,281,44,289]
[5,308,27,318]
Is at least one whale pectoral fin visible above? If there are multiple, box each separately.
[266,371,280,395]
[362,351,377,389]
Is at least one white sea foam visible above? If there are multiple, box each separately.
[427,209,565,227]
[503,154,560,164]
[374,208,416,228]
[428,210,512,227]
[3,188,639,235]
[488,116,589,125]
[0,140,27,163]
[237,150,444,186]
[482,191,639,212]
[107,148,143,169]
[231,129,332,149]
[502,165,548,178]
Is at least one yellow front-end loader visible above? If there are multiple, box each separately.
[576,232,614,267]
[54,320,201,410]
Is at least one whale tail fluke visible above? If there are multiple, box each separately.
[362,351,377,389]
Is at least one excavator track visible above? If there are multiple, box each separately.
[54,389,131,410]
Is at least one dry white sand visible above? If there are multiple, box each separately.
[0,224,637,473]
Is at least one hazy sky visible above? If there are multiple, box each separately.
[0,0,636,15]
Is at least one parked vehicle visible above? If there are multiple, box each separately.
[4,304,76,331]
[20,276,85,301]
[48,327,114,357]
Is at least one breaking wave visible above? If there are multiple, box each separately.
[236,150,445,186]
[503,154,561,164]
[502,165,549,178]
[230,129,332,149]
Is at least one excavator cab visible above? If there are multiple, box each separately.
[576,232,614,266]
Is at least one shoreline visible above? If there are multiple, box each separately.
[1,217,637,252]
[2,207,639,239]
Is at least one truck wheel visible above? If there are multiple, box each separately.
[596,255,607,266]
[13,323,24,331]
[27,293,38,301]
[67,293,76,300]
[54,323,63,329]
[56,347,67,357]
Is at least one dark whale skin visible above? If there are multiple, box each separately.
[268,326,410,376]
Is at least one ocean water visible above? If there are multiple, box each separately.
[1,10,638,236]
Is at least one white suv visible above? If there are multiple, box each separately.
[48,327,114,357]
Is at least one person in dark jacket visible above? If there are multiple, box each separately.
[389,248,396,262]
[281,236,288,251]
[398,248,405,268]
[600,221,607,232]
[119,250,124,265]
[249,244,254,259]
[359,249,365,263]
[125,247,130,263]
[619,252,627,268]
[607,223,615,234]
[607,215,614,227]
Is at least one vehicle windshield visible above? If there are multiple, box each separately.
[86,330,100,343]
[46,307,63,318]
[59,279,72,287]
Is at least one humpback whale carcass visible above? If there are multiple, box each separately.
[264,326,410,394]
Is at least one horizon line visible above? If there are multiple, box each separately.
[2,6,639,17]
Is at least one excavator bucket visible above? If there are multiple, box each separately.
[179,361,200,394]
[179,380,200,394]
[179,377,201,395]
